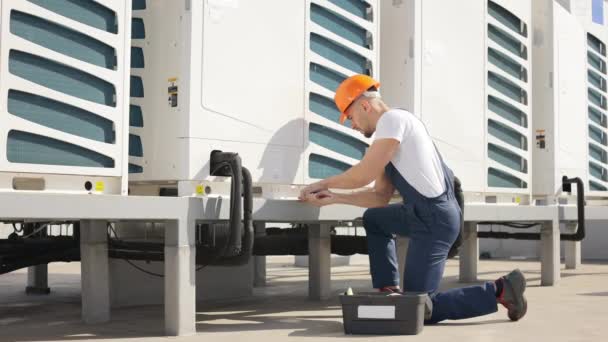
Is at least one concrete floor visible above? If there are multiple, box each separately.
[1,256,608,342]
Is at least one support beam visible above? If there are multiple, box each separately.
[23,223,50,295]
[253,222,267,287]
[80,220,110,324]
[308,224,331,300]
[164,218,196,336]
[459,222,478,283]
[541,219,561,286]
[564,223,581,270]
[26,265,50,295]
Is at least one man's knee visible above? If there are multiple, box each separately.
[362,208,381,231]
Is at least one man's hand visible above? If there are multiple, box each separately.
[301,190,338,207]
[298,182,327,200]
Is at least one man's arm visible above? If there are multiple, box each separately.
[333,170,396,208]
[299,138,399,198]
[305,170,395,208]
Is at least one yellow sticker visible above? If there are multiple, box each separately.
[95,181,105,192]
[195,185,205,195]
[515,196,521,204]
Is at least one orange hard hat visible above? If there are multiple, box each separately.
[334,74,380,124]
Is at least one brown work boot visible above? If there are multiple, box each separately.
[496,269,527,321]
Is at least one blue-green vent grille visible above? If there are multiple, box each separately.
[129,105,144,127]
[588,70,607,91]
[310,33,368,74]
[309,123,367,160]
[309,93,351,126]
[132,0,146,11]
[129,163,143,173]
[487,1,529,189]
[311,4,369,48]
[131,47,144,68]
[488,143,526,173]
[129,134,143,157]
[309,154,351,179]
[27,0,117,34]
[590,181,608,191]
[488,48,527,81]
[587,33,608,191]
[488,24,527,60]
[589,125,607,145]
[488,119,526,150]
[488,0,527,37]
[7,130,114,168]
[588,33,606,56]
[589,106,607,127]
[308,2,372,180]
[132,18,145,39]
[130,76,144,98]
[488,71,527,104]
[588,51,606,73]
[488,167,527,188]
[589,88,607,109]
[9,50,116,106]
[590,161,608,182]
[488,95,527,127]
[10,11,116,69]
[8,90,114,144]
[328,0,371,21]
[590,143,608,163]
[310,63,346,92]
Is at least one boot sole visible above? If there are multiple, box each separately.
[505,269,527,321]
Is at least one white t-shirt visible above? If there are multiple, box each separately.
[374,109,446,198]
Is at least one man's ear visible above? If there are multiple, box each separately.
[361,99,371,113]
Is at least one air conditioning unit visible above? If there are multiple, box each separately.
[380,0,533,204]
[532,0,590,203]
[0,0,132,195]
[565,0,608,198]
[128,0,378,197]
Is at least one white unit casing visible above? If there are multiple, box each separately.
[567,0,608,197]
[129,0,379,197]
[0,0,132,195]
[532,0,590,203]
[380,0,533,204]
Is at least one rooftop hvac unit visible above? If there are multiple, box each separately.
[0,0,132,195]
[128,0,378,197]
[532,0,591,203]
[380,0,533,204]
[564,0,608,198]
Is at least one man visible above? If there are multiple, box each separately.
[299,74,527,323]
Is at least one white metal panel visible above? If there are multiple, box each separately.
[419,0,487,194]
[379,0,417,114]
[198,0,306,147]
[555,4,588,191]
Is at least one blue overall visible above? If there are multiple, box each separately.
[363,149,498,324]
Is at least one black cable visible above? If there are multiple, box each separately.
[123,259,165,278]
[106,223,215,275]
[478,221,540,229]
[195,160,238,270]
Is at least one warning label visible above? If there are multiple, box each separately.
[168,77,178,108]
[536,129,546,149]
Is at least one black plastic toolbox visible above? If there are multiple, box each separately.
[339,292,427,335]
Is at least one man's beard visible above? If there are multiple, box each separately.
[364,131,372,138]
